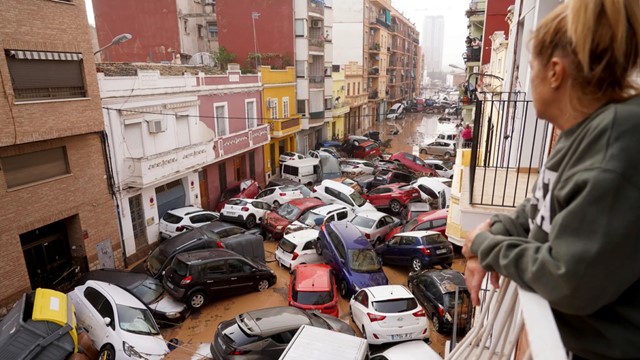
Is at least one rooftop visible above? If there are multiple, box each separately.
[96,62,224,77]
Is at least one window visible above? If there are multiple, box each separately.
[296,100,306,114]
[183,19,189,33]
[227,259,252,274]
[324,97,332,110]
[205,261,227,276]
[245,100,257,129]
[214,104,228,137]
[295,60,306,77]
[176,115,190,147]
[270,99,278,119]
[347,83,351,96]
[197,24,205,38]
[207,23,218,39]
[295,19,306,36]
[282,97,290,118]
[6,50,86,101]
[189,213,217,224]
[1,147,70,188]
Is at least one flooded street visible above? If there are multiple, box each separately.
[161,111,467,359]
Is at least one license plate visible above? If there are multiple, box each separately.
[391,333,411,340]
[436,249,447,254]
[226,211,236,216]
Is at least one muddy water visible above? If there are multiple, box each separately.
[161,113,467,360]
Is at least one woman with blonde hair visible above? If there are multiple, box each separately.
[462,1,640,359]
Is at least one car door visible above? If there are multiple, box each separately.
[382,236,402,264]
[189,213,217,227]
[251,200,272,219]
[350,290,369,328]
[75,286,115,348]
[376,216,396,239]
[201,260,230,297]
[366,187,388,207]
[256,188,276,203]
[398,236,419,265]
[226,258,256,293]
[420,277,439,315]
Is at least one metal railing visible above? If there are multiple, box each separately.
[469,92,550,207]
[15,86,86,101]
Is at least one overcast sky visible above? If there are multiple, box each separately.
[391,0,468,71]
[85,0,468,70]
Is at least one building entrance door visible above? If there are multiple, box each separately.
[129,194,148,251]
[20,221,72,290]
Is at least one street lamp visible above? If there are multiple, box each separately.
[251,12,260,71]
[94,33,133,55]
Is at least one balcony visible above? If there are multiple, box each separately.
[309,37,325,52]
[368,90,379,100]
[368,43,381,52]
[464,47,481,63]
[308,0,325,15]
[345,93,367,107]
[307,111,325,127]
[369,17,390,30]
[268,115,301,138]
[309,75,324,88]
[466,0,486,22]
[368,67,380,77]
[332,102,349,116]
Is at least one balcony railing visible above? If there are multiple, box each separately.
[368,90,379,100]
[345,93,367,107]
[14,86,86,101]
[268,116,301,138]
[469,92,549,207]
[464,47,481,63]
[308,0,325,14]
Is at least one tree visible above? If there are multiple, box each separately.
[214,46,236,71]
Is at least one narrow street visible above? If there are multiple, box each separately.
[160,111,468,359]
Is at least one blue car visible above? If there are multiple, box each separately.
[316,221,388,298]
[315,140,342,150]
[376,230,454,271]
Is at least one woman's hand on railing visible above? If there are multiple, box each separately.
[463,219,500,306]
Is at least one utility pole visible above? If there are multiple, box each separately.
[251,12,260,71]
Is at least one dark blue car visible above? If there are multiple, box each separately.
[376,230,454,271]
[315,140,342,150]
[316,221,388,298]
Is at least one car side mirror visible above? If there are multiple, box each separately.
[104,317,111,326]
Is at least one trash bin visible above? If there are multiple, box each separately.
[0,288,78,360]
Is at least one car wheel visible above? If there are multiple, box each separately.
[389,199,402,214]
[99,344,115,360]
[315,240,323,255]
[444,152,452,160]
[339,280,349,299]
[245,215,256,229]
[257,279,270,292]
[273,200,280,208]
[188,291,206,309]
[432,314,443,334]
[420,148,427,154]
[411,257,422,271]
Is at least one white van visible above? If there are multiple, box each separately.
[279,325,368,360]
[281,158,322,185]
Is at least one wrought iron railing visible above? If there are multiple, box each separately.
[15,86,86,101]
[469,92,550,207]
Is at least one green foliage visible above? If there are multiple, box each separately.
[214,46,236,71]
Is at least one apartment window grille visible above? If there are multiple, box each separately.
[1,147,70,188]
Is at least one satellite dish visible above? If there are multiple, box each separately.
[189,52,216,66]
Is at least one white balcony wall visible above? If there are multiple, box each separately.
[310,91,324,113]
[296,79,310,100]
[324,77,333,95]
[324,6,333,27]
[324,42,333,66]
[332,1,364,66]
[294,0,308,18]
[296,37,310,62]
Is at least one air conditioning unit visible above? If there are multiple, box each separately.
[147,119,167,133]
[311,20,322,28]
[268,98,278,108]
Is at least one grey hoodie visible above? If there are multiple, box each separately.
[471,96,640,360]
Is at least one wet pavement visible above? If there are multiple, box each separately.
[160,112,468,359]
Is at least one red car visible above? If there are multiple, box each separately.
[261,198,325,239]
[353,141,382,159]
[215,179,261,212]
[385,208,449,241]
[362,183,421,214]
[288,264,339,317]
[388,152,438,177]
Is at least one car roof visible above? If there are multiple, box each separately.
[381,340,440,359]
[284,229,320,243]
[406,202,432,211]
[353,210,387,220]
[294,264,332,291]
[83,280,147,308]
[365,285,412,301]
[327,221,370,249]
[424,159,444,165]
[80,269,151,290]
[200,221,240,232]
[395,230,441,237]
[175,248,239,263]
[320,179,355,194]
[415,209,449,222]
[357,140,376,147]
[311,204,350,215]
[288,198,325,208]
[420,269,467,292]
[167,206,205,217]
[237,306,310,336]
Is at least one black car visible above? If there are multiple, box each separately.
[144,221,264,279]
[162,249,276,309]
[75,269,189,327]
[355,169,415,193]
[407,269,473,334]
[211,306,355,359]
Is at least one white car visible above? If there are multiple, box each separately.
[419,140,457,159]
[69,280,169,360]
[219,198,272,228]
[313,180,376,214]
[350,285,429,345]
[386,103,405,120]
[340,159,376,176]
[286,204,356,233]
[280,151,306,163]
[350,211,400,246]
[275,229,323,271]
[370,340,442,360]
[410,177,451,210]
[159,206,219,239]
[424,159,454,179]
[255,185,310,207]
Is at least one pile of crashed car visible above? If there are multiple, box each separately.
[36,134,473,360]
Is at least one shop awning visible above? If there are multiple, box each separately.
[7,50,82,61]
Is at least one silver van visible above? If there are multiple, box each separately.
[281,157,341,185]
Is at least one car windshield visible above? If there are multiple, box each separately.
[146,247,167,276]
[131,278,164,304]
[413,156,426,167]
[276,203,302,221]
[282,152,296,157]
[297,210,325,226]
[351,216,376,229]
[403,218,419,232]
[171,258,189,277]
[421,233,448,245]
[372,298,418,313]
[293,290,334,306]
[117,304,160,335]
[349,192,367,207]
[278,238,297,254]
[348,249,382,273]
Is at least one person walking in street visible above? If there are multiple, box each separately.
[462,1,640,359]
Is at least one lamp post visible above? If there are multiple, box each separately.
[94,33,133,56]
[251,12,260,71]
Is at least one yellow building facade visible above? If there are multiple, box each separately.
[260,66,301,181]
[330,69,349,139]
